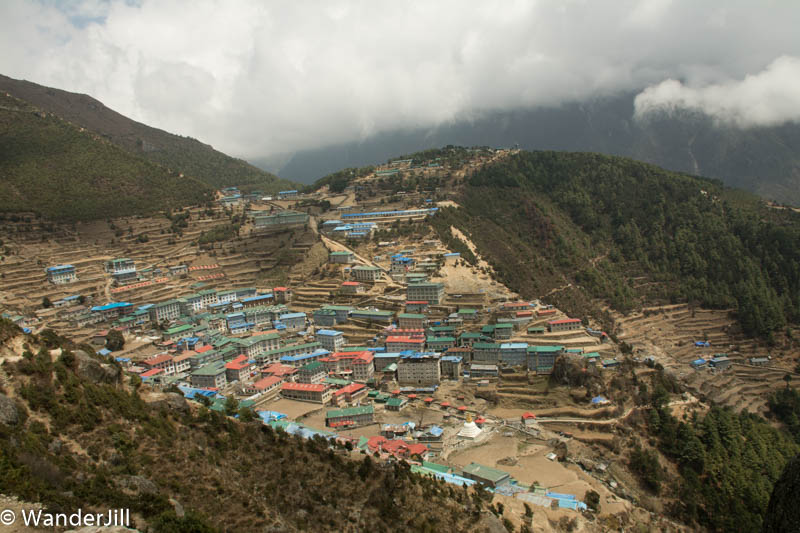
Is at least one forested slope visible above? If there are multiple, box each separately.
[440,151,800,337]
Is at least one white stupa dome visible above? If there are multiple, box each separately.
[457,413,482,439]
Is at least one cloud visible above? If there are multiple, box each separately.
[634,56,800,127]
[1,0,800,158]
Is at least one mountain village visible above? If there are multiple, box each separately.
[0,150,796,531]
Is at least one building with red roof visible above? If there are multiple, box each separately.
[140,367,164,379]
[225,356,252,382]
[386,336,426,352]
[280,382,331,404]
[547,318,582,332]
[261,362,298,380]
[340,280,365,295]
[366,437,429,461]
[143,353,175,375]
[244,375,283,398]
[273,286,291,303]
[331,382,368,406]
[537,308,557,317]
[321,351,375,382]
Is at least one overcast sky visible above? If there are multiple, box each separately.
[2,0,800,159]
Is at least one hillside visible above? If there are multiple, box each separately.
[0,74,296,193]
[0,323,482,533]
[276,93,800,205]
[310,148,800,339]
[0,92,213,221]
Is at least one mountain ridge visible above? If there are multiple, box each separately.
[0,74,296,193]
[277,93,800,205]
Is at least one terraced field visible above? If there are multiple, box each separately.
[613,303,799,414]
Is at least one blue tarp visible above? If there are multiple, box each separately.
[695,341,710,347]
[427,425,443,437]
[178,386,218,399]
[591,396,608,404]
[258,411,288,422]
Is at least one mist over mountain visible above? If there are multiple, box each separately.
[273,93,800,205]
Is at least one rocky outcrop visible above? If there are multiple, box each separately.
[145,393,189,413]
[74,351,120,384]
[0,394,19,425]
[113,475,158,496]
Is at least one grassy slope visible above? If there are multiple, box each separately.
[0,93,214,221]
[0,74,297,193]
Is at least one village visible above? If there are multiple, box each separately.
[0,150,792,529]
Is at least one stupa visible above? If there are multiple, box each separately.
[457,413,482,439]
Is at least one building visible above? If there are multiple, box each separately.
[405,301,429,313]
[493,323,514,340]
[340,208,438,222]
[46,265,77,284]
[279,312,306,331]
[254,210,309,228]
[172,352,193,374]
[281,382,332,404]
[225,356,251,382]
[313,308,337,326]
[278,190,298,199]
[329,251,355,264]
[350,309,394,323]
[169,264,188,276]
[386,336,426,352]
[398,313,426,330]
[180,289,219,314]
[440,355,463,379]
[241,294,274,309]
[161,324,194,342]
[235,333,281,360]
[427,336,456,352]
[548,318,582,332]
[191,363,227,389]
[319,305,352,324]
[386,396,408,411]
[261,362,298,381]
[461,463,510,487]
[709,356,731,370]
[143,353,175,375]
[106,258,137,285]
[351,352,375,382]
[472,342,501,363]
[397,353,441,385]
[407,282,445,305]
[298,361,327,384]
[527,346,564,374]
[316,329,345,352]
[244,375,283,398]
[469,364,499,378]
[326,405,374,427]
[273,287,291,304]
[149,299,182,323]
[340,281,365,295]
[331,382,368,405]
[265,342,323,365]
[499,343,528,367]
[351,266,382,282]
